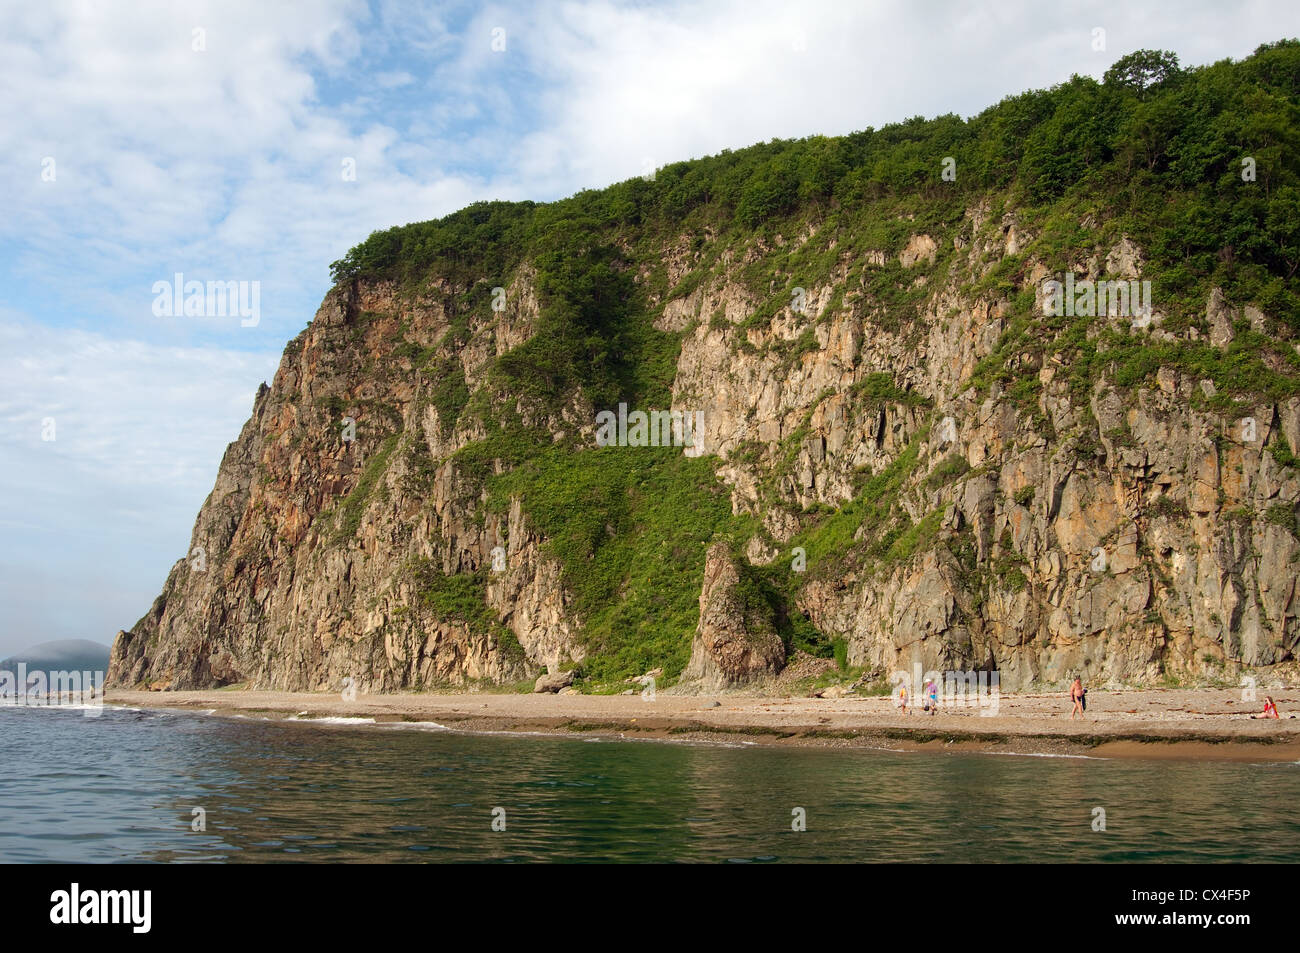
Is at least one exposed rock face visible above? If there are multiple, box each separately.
[900,233,938,268]
[533,669,575,693]
[679,543,786,692]
[109,278,574,692]
[777,306,1300,690]
[109,202,1300,694]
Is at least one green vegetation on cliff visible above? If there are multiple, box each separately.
[333,42,1300,330]
[487,446,756,682]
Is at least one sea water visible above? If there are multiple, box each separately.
[1,705,1296,863]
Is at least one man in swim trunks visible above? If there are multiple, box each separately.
[1070,676,1085,719]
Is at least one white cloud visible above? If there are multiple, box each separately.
[0,311,278,654]
[0,314,276,492]
[490,0,1300,194]
[0,0,483,342]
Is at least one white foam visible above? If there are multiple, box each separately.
[287,715,376,725]
[0,701,110,714]
[378,720,449,731]
[980,750,1108,760]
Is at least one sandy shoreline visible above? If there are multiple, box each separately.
[103,686,1300,762]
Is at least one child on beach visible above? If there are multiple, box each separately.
[898,683,909,715]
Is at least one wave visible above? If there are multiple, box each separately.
[980,750,1110,760]
[286,715,376,725]
[376,720,449,731]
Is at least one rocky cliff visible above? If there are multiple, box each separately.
[109,46,1300,693]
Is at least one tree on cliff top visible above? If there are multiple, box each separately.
[1103,49,1182,98]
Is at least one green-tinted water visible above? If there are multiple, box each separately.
[1,706,1296,862]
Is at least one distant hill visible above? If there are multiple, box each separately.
[1,639,112,678]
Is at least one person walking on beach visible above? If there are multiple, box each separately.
[1070,676,1085,719]
[898,682,909,715]
[924,679,938,715]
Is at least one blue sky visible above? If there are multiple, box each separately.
[1,0,1297,658]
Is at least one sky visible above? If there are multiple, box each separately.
[1,0,1297,658]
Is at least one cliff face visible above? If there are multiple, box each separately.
[110,277,578,691]
[669,220,1300,691]
[107,200,1300,693]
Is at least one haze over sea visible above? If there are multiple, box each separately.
[2,705,1297,863]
